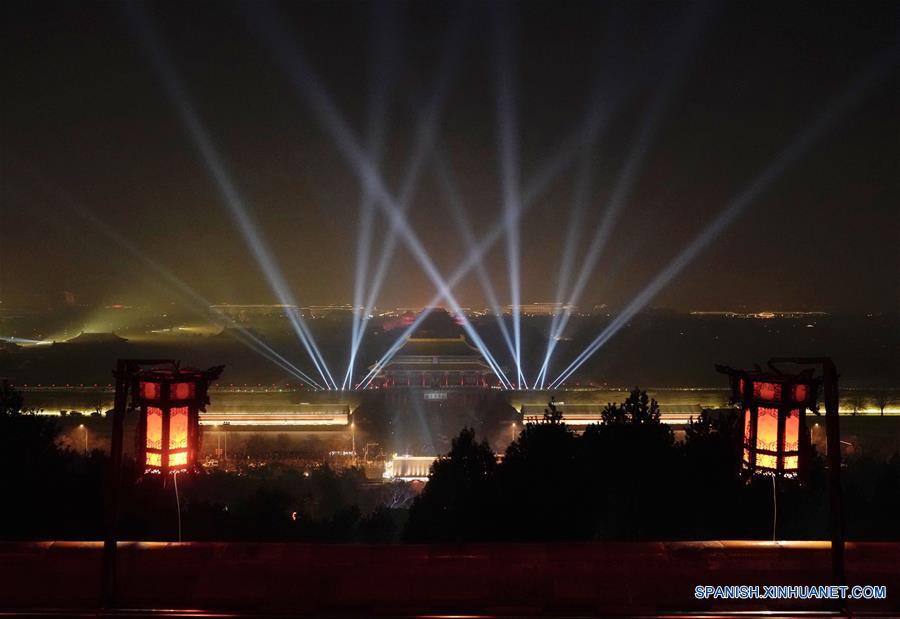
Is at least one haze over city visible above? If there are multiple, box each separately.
[2,1,897,315]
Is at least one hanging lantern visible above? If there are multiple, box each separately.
[132,365,223,475]
[717,364,819,477]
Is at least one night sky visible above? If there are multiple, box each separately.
[1,0,897,313]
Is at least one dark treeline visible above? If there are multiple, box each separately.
[1,382,898,542]
[0,380,411,542]
[405,391,900,542]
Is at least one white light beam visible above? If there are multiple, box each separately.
[549,54,895,388]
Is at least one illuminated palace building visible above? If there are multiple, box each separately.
[361,333,512,454]
[369,336,498,390]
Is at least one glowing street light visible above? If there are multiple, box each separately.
[78,423,88,454]
[350,421,356,457]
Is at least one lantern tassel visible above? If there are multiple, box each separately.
[173,471,182,543]
[771,474,778,542]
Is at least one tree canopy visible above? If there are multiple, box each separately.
[404,388,900,542]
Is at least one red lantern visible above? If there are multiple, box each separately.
[718,365,819,477]
[132,365,223,475]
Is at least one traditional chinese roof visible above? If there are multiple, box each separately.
[375,336,492,373]
[395,336,481,357]
[60,331,128,345]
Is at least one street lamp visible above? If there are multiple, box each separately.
[78,423,88,453]
[350,421,356,456]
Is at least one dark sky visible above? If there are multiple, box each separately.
[1,0,897,313]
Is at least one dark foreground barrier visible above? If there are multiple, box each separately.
[0,541,897,617]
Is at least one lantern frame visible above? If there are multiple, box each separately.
[131,365,222,475]
[717,365,819,478]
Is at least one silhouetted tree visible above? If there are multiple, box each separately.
[359,505,405,543]
[825,452,900,541]
[307,465,368,521]
[237,487,294,539]
[873,391,890,417]
[0,383,108,540]
[497,402,586,541]
[542,397,564,424]
[600,387,661,425]
[405,428,497,542]
[581,388,675,539]
[2,382,897,543]
[245,433,271,458]
[0,382,59,468]
[0,380,24,416]
[848,393,867,415]
[676,409,744,538]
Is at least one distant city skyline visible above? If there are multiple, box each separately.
[0,296,869,317]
